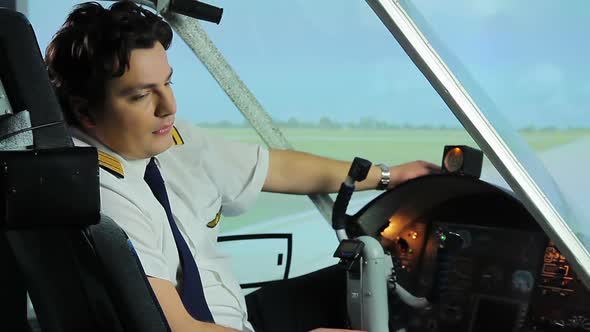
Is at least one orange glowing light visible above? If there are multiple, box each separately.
[381,224,396,241]
[381,215,401,241]
[380,212,413,242]
[444,147,464,173]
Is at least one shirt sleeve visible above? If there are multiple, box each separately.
[100,185,175,283]
[175,120,269,217]
[211,141,268,216]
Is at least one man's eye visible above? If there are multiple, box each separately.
[130,93,148,101]
[165,80,174,87]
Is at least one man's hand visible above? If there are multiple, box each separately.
[388,160,440,189]
[148,277,240,332]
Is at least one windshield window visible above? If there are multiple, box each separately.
[396,0,589,235]
[28,0,589,284]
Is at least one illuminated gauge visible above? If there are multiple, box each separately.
[511,270,534,293]
[441,145,483,177]
[456,230,472,249]
[443,147,464,173]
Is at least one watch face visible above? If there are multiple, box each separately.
[378,164,390,189]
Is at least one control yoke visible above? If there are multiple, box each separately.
[332,157,429,332]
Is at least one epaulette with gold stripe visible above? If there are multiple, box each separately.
[171,126,184,145]
[98,150,124,179]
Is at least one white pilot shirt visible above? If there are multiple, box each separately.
[70,119,269,331]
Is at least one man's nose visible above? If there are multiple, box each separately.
[156,89,176,117]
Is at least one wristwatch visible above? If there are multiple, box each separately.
[376,163,391,190]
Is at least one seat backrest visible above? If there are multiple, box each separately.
[0,8,170,332]
[5,216,171,332]
[0,233,30,331]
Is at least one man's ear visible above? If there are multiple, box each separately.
[69,96,96,129]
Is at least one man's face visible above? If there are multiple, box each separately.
[88,42,177,159]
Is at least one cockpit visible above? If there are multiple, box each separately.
[1,0,589,331]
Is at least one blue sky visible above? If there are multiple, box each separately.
[28,0,590,128]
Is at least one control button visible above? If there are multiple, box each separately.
[480,265,504,291]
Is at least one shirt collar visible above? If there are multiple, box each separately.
[68,126,153,178]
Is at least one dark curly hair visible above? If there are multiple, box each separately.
[45,1,173,126]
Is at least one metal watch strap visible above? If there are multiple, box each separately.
[376,163,390,190]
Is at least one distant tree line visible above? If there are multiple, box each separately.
[197,116,589,131]
[198,116,461,130]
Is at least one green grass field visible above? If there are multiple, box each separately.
[210,128,590,233]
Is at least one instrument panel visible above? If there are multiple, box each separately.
[396,222,547,331]
[348,174,590,331]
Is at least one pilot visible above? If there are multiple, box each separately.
[44,1,438,331]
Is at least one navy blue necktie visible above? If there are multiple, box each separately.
[144,158,215,323]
